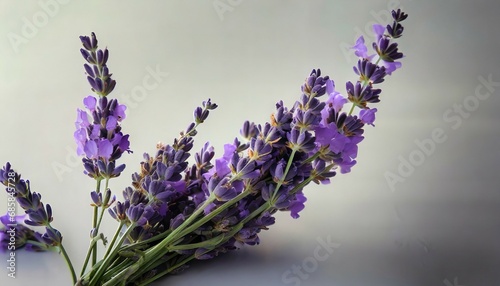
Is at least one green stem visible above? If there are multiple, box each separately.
[271,148,298,201]
[88,223,136,286]
[91,178,102,267]
[41,223,76,284]
[135,254,197,286]
[59,243,77,284]
[103,221,125,260]
[348,103,356,115]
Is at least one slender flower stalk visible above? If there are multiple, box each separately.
[1,8,408,286]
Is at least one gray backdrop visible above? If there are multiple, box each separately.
[1,1,499,285]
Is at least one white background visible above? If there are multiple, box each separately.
[1,1,499,285]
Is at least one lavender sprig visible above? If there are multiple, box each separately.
[98,10,407,285]
[84,11,406,285]
[76,33,132,270]
[0,8,407,285]
[0,163,77,283]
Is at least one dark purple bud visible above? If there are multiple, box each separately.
[90,32,98,49]
[41,227,63,245]
[240,121,257,140]
[105,79,116,95]
[342,115,365,137]
[373,38,403,62]
[126,204,144,224]
[354,59,386,84]
[97,50,104,66]
[194,107,209,123]
[387,22,404,39]
[93,65,100,78]
[80,35,92,50]
[80,49,91,62]
[209,177,237,201]
[84,64,95,78]
[346,81,380,108]
[25,203,52,226]
[87,77,99,92]
[235,157,259,179]
[392,9,408,22]
[109,201,129,221]
[102,48,109,65]
[185,122,196,135]
[90,228,98,238]
[170,214,185,230]
[90,191,102,207]
[287,129,315,152]
[195,247,216,260]
[202,98,218,110]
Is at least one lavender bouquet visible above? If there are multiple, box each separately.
[1,9,407,286]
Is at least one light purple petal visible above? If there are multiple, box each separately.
[339,159,356,174]
[329,132,348,154]
[74,128,87,144]
[98,140,113,159]
[359,108,377,126]
[373,24,385,40]
[222,144,237,161]
[331,93,347,112]
[90,124,100,140]
[0,213,27,226]
[76,143,85,156]
[75,109,90,129]
[326,79,335,95]
[114,104,127,120]
[215,158,231,177]
[118,135,130,152]
[314,125,335,147]
[84,140,98,159]
[352,36,368,58]
[289,193,307,219]
[83,96,97,111]
[106,116,117,131]
[383,61,402,75]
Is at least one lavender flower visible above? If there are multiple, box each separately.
[80,10,408,285]
[0,164,70,257]
[80,32,116,96]
[75,33,131,180]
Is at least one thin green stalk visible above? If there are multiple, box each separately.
[59,243,77,285]
[118,228,172,253]
[271,148,298,201]
[45,223,77,284]
[120,253,178,284]
[139,201,274,285]
[135,254,197,286]
[91,178,102,266]
[102,221,125,261]
[88,223,136,286]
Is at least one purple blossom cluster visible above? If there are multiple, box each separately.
[89,10,407,284]
[1,9,408,285]
[74,32,131,179]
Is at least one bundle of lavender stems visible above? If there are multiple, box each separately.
[0,9,407,286]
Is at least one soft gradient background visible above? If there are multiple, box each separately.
[1,1,499,285]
